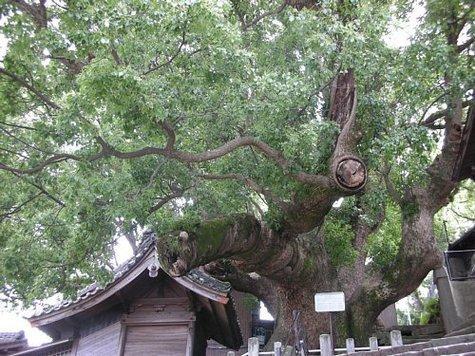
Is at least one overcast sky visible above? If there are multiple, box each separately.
[0,3,425,347]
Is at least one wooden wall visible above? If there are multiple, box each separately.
[76,322,121,356]
[71,275,196,355]
[124,324,189,356]
[205,291,254,356]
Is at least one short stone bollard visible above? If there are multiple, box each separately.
[369,336,379,351]
[274,341,282,356]
[226,352,235,356]
[320,333,334,356]
[390,330,403,347]
[248,337,259,356]
[283,345,296,356]
[346,338,355,354]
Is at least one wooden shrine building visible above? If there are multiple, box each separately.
[18,233,242,356]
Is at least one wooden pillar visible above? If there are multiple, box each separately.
[369,337,378,351]
[390,330,403,347]
[248,337,259,356]
[320,334,333,356]
[346,338,355,354]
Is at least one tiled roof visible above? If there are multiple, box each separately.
[0,331,27,353]
[31,231,231,318]
[0,331,25,345]
[186,268,231,294]
[449,225,475,251]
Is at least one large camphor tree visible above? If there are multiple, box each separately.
[0,0,473,347]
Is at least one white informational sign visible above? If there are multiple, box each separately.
[314,292,345,312]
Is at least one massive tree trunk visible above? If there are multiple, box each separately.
[153,60,468,347]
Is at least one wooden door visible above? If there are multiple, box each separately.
[123,324,190,356]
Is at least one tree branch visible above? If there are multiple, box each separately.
[0,68,60,110]
[420,99,473,127]
[156,213,307,280]
[0,192,43,222]
[418,91,447,125]
[111,47,123,65]
[47,55,86,75]
[204,261,279,315]
[148,184,188,214]
[458,37,474,53]
[0,127,52,154]
[11,172,65,207]
[450,207,475,221]
[199,173,288,210]
[143,30,187,76]
[8,0,47,29]
[157,120,176,151]
[0,121,38,131]
[379,165,402,204]
[1,135,330,187]
[329,70,367,192]
[295,74,336,118]
[242,1,288,31]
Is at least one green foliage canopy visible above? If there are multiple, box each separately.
[0,0,473,303]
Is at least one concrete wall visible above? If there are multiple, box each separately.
[433,267,464,334]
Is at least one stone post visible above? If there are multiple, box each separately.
[283,345,295,356]
[320,334,333,356]
[227,352,235,356]
[346,338,355,354]
[369,337,378,351]
[248,337,259,356]
[390,330,403,347]
[274,341,282,356]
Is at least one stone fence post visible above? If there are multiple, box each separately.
[346,338,355,354]
[390,330,403,347]
[248,337,259,356]
[369,337,378,351]
[320,333,333,356]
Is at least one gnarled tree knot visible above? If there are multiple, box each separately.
[333,155,367,191]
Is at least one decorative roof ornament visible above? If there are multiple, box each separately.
[147,243,159,278]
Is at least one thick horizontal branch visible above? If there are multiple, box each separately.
[156,213,307,280]
[1,135,329,187]
[420,99,473,127]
